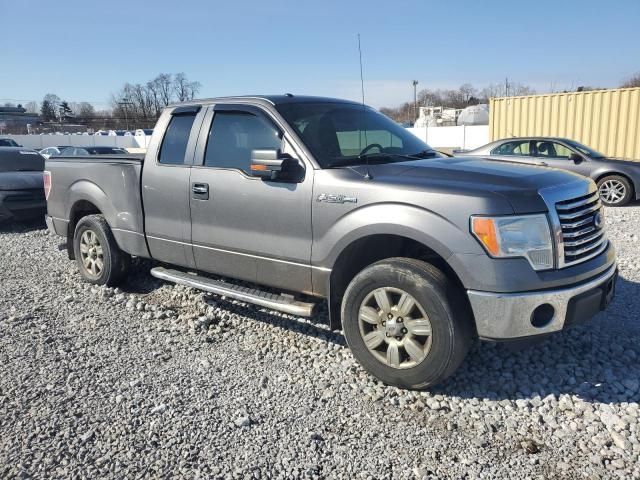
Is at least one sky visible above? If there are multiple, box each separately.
[0,0,639,109]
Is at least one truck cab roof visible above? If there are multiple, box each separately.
[169,95,361,109]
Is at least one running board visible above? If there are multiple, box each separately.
[150,267,317,317]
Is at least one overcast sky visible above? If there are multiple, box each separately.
[1,0,639,109]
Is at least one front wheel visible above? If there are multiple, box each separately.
[73,215,130,286]
[597,175,633,206]
[341,258,473,389]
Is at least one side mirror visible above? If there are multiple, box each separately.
[250,149,301,182]
[569,153,583,163]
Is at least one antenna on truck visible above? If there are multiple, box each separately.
[357,33,372,180]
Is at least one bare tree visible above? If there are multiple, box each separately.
[41,93,61,121]
[156,73,173,106]
[621,72,640,88]
[24,101,39,113]
[173,73,201,102]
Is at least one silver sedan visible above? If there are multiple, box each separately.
[463,137,640,206]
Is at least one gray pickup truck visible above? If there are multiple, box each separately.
[45,95,617,389]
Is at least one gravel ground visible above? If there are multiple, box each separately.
[1,206,639,480]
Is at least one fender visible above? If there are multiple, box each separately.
[66,170,149,257]
[311,202,486,297]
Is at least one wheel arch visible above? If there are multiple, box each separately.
[66,199,103,259]
[325,233,470,331]
[594,171,636,197]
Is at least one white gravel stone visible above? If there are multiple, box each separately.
[1,205,639,478]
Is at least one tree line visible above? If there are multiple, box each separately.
[380,81,536,123]
[380,72,640,123]
[28,72,201,132]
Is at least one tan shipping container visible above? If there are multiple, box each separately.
[489,87,640,160]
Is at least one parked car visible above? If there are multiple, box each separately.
[44,95,617,389]
[0,138,22,147]
[39,147,62,159]
[135,129,154,136]
[59,147,128,156]
[463,137,640,206]
[0,147,46,222]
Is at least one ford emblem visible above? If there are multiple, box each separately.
[594,211,604,228]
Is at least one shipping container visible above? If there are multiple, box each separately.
[490,87,640,160]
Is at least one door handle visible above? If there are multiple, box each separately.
[192,182,209,200]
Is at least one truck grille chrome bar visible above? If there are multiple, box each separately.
[556,190,607,267]
[540,181,608,269]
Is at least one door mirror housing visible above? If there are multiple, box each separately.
[569,152,583,163]
[250,149,302,182]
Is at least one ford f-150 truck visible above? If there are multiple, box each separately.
[44,95,617,389]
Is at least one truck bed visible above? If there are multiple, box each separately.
[45,154,149,258]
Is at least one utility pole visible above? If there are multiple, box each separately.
[412,80,419,123]
[118,99,134,131]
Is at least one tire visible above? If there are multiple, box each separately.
[341,258,473,389]
[73,214,130,286]
[597,175,633,206]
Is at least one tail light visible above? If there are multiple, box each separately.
[43,171,52,200]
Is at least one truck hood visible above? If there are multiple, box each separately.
[350,156,586,213]
[0,171,44,191]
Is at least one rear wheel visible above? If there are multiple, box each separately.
[341,258,473,389]
[597,175,633,206]
[73,215,130,286]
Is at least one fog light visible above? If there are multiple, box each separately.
[531,304,555,328]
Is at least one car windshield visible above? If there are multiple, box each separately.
[564,139,605,158]
[0,139,19,147]
[276,102,436,168]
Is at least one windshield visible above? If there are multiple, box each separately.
[276,102,436,168]
[564,139,605,158]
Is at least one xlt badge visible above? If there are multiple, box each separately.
[316,193,357,204]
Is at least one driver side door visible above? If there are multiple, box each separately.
[533,141,591,177]
[189,104,315,294]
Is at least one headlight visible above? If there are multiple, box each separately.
[470,214,554,270]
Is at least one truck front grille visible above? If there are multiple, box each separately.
[555,190,607,267]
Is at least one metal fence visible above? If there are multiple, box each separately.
[490,87,640,159]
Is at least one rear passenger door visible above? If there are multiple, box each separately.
[189,104,314,294]
[142,105,205,268]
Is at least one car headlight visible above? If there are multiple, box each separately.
[470,214,554,270]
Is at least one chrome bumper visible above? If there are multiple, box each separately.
[467,264,617,340]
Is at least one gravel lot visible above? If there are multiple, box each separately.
[1,206,639,480]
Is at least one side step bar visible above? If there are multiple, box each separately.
[150,267,317,317]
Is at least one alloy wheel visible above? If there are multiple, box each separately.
[79,229,104,277]
[358,287,433,369]
[599,179,626,205]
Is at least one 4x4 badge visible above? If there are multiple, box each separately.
[316,193,357,204]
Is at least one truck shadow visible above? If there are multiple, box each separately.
[437,275,640,404]
[123,260,639,402]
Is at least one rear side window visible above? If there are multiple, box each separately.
[491,141,530,156]
[203,112,282,173]
[158,114,196,165]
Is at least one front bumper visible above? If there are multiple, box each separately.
[467,264,617,340]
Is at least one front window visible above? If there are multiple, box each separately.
[203,111,282,174]
[534,141,573,159]
[276,102,435,168]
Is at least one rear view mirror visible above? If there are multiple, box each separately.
[250,149,302,182]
